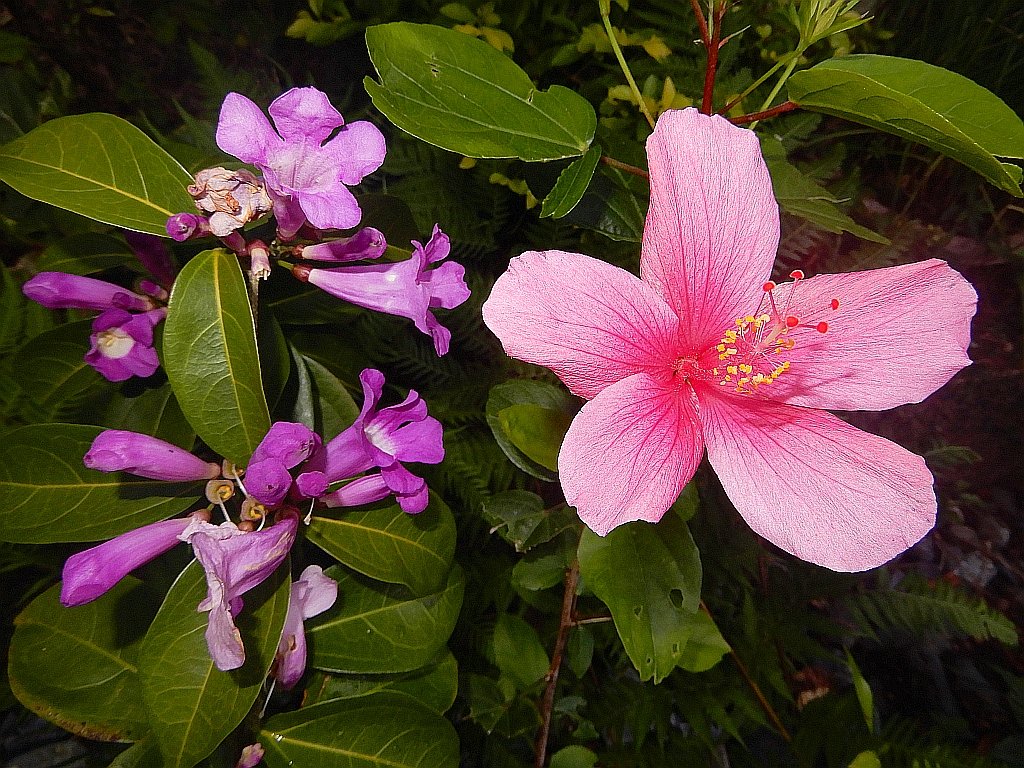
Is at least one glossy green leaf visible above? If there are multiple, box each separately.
[846,649,874,733]
[9,578,159,742]
[107,738,162,768]
[562,164,646,242]
[102,382,195,449]
[481,491,579,552]
[365,22,596,161]
[0,423,205,543]
[163,249,270,465]
[261,693,459,768]
[788,54,1024,196]
[306,652,458,714]
[577,515,702,683]
[541,146,602,218]
[290,351,360,440]
[486,380,579,482]
[761,137,888,243]
[464,673,539,738]
[493,614,549,689]
[676,609,730,673]
[511,532,575,592]
[258,306,291,414]
[139,559,290,768]
[308,494,456,596]
[0,113,195,234]
[11,319,108,416]
[37,232,136,275]
[497,403,572,473]
[308,565,464,674]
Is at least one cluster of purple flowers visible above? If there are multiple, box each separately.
[62,368,443,685]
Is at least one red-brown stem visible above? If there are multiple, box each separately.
[601,155,650,180]
[534,560,581,768]
[688,0,710,45]
[701,2,726,114]
[728,101,799,125]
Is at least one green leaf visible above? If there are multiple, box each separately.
[308,565,464,674]
[308,494,456,596]
[139,559,290,768]
[306,652,458,714]
[497,403,572,473]
[788,54,1024,196]
[493,614,549,689]
[0,423,205,543]
[9,578,159,742]
[562,164,646,242]
[0,265,23,356]
[103,382,196,449]
[676,608,730,673]
[550,745,599,768]
[163,249,270,465]
[37,232,137,275]
[365,22,596,161]
[540,146,602,218]
[486,380,579,482]
[848,751,881,768]
[290,351,360,440]
[760,137,888,243]
[11,319,109,416]
[481,491,579,552]
[577,515,702,683]
[846,649,874,733]
[261,693,459,768]
[0,113,195,234]
[566,626,594,678]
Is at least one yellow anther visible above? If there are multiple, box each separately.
[727,365,738,375]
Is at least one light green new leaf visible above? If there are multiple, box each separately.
[676,609,730,673]
[305,653,458,714]
[163,249,270,465]
[10,578,159,742]
[486,380,579,482]
[139,559,290,768]
[308,566,464,674]
[846,649,875,733]
[365,22,596,161]
[308,494,456,596]
[261,694,459,768]
[497,403,573,473]
[578,515,702,683]
[0,423,205,543]
[788,55,1024,196]
[0,113,195,234]
[541,146,602,218]
[550,746,599,768]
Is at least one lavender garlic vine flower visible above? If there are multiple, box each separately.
[298,225,471,355]
[84,430,221,482]
[244,422,321,506]
[166,212,210,241]
[85,307,165,382]
[273,565,337,689]
[22,272,154,312]
[300,227,388,262]
[123,230,177,288]
[215,86,386,238]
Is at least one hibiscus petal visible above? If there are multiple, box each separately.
[216,92,279,166]
[482,250,680,399]
[324,120,388,185]
[698,391,936,572]
[759,259,977,410]
[642,108,778,350]
[560,372,704,535]
[268,87,345,144]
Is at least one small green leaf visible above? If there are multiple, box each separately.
[577,515,702,683]
[0,113,195,234]
[562,164,646,242]
[139,559,290,768]
[306,653,458,714]
[308,565,464,674]
[486,380,579,482]
[566,626,594,678]
[481,490,579,552]
[163,249,271,465]
[0,423,205,543]
[493,614,549,689]
[261,693,460,768]
[848,751,881,768]
[846,649,874,733]
[550,745,599,768]
[9,578,159,742]
[37,232,137,275]
[541,146,602,218]
[789,55,1024,196]
[290,351,360,440]
[308,494,456,596]
[676,609,730,673]
[497,403,572,472]
[365,22,596,161]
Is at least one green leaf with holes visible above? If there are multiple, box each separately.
[163,249,270,465]
[365,22,595,161]
[577,514,702,683]
[0,113,195,234]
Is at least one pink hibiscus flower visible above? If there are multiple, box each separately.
[481,108,976,572]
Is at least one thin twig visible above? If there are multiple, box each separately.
[701,1,726,114]
[601,155,650,180]
[689,0,710,45]
[727,101,798,125]
[534,560,581,768]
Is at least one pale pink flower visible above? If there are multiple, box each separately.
[481,108,976,572]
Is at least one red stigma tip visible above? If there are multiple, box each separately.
[762,281,777,292]
[830,298,840,311]
[786,315,799,328]
[789,270,805,280]
[816,321,829,333]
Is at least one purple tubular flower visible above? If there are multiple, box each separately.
[273,565,337,689]
[166,213,211,242]
[60,516,193,606]
[215,87,387,238]
[22,272,154,312]
[303,226,470,355]
[300,227,387,262]
[84,429,221,482]
[123,230,177,287]
[85,307,165,382]
[183,512,299,671]
[296,368,442,513]
[244,422,321,506]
